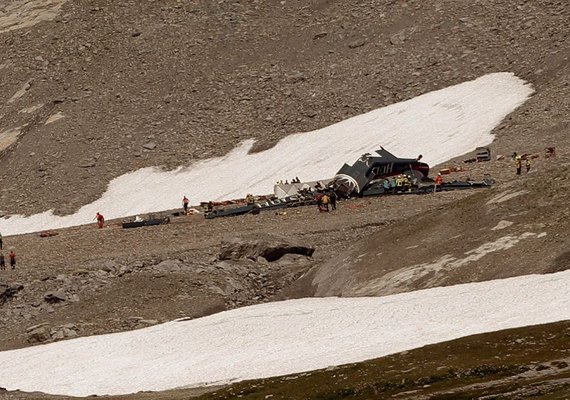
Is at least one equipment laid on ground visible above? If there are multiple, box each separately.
[204,196,315,220]
[475,147,491,162]
[122,216,170,229]
[545,147,556,158]
[204,204,255,219]
[437,177,495,191]
[464,146,491,163]
[361,177,495,196]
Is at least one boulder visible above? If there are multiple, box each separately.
[44,290,67,304]
[27,323,51,344]
[0,282,24,304]
[348,39,366,49]
[219,233,315,262]
[152,259,183,272]
[52,325,78,340]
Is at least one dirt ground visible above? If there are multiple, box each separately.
[0,0,568,215]
[0,151,569,399]
[0,0,569,399]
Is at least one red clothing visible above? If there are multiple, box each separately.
[182,197,189,205]
[434,175,443,185]
[96,213,105,228]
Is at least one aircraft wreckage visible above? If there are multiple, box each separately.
[201,148,495,220]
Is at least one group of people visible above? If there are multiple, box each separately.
[381,174,420,194]
[513,152,531,175]
[315,190,337,212]
[0,233,17,270]
[276,177,301,185]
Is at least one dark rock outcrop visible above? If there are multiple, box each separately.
[44,290,67,304]
[219,233,315,262]
[0,282,23,304]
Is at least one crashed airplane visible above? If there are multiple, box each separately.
[332,148,429,197]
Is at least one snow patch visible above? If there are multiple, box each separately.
[44,111,64,124]
[0,0,67,33]
[7,80,32,103]
[491,220,514,231]
[487,190,530,205]
[0,127,22,152]
[0,73,533,236]
[19,104,44,114]
[0,270,569,397]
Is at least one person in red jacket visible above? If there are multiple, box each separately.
[95,212,105,229]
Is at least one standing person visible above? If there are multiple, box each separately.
[434,173,443,193]
[382,178,390,194]
[182,195,190,215]
[95,212,105,229]
[8,250,16,270]
[525,158,531,173]
[515,154,522,175]
[396,175,404,192]
[315,192,324,212]
[390,177,397,194]
[321,193,330,212]
[329,191,337,210]
[402,175,411,192]
[0,252,5,270]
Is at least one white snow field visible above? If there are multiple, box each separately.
[1,270,569,396]
[0,72,533,236]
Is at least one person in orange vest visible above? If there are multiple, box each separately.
[182,195,190,214]
[434,173,443,192]
[95,212,105,229]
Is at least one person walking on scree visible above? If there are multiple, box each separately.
[95,212,105,229]
[182,196,190,215]
[9,250,16,270]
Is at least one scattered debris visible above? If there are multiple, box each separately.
[39,231,59,238]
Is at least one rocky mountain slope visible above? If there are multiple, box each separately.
[286,158,570,298]
[0,0,569,399]
[0,0,568,215]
